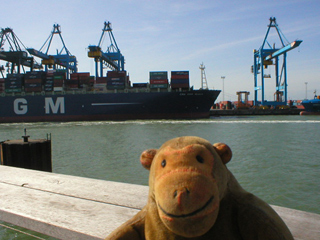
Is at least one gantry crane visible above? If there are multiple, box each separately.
[252,17,302,107]
[88,21,125,77]
[0,27,41,75]
[27,24,77,78]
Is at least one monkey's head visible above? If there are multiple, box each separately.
[140,136,232,237]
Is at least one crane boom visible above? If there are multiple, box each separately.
[88,21,125,77]
[27,24,77,78]
[27,48,50,60]
[0,27,41,73]
[265,40,302,61]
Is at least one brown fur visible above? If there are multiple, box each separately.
[106,136,293,240]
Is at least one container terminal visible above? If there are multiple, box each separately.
[0,17,308,121]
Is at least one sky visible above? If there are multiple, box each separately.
[1,0,319,101]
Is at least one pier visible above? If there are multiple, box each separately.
[210,108,302,116]
[0,165,319,239]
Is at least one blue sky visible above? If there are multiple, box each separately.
[1,0,319,101]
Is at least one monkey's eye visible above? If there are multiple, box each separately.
[196,155,204,163]
[161,159,166,167]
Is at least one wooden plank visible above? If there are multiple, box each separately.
[0,165,148,209]
[0,165,319,240]
[0,165,146,239]
[0,180,139,239]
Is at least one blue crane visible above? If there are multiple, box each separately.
[0,27,41,75]
[252,17,302,107]
[27,24,77,78]
[88,21,125,77]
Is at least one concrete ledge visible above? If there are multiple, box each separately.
[0,165,319,239]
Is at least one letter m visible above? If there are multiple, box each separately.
[45,97,65,114]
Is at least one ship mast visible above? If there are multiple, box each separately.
[199,63,208,89]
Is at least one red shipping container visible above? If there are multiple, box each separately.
[96,77,108,83]
[150,79,168,84]
[170,75,189,79]
[107,71,127,77]
[25,87,42,92]
[70,76,79,80]
[24,78,42,84]
[67,84,79,89]
[54,79,64,87]
[79,76,90,81]
[76,72,90,77]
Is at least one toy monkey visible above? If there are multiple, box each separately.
[106,136,293,240]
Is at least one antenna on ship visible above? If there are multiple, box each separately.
[199,63,208,90]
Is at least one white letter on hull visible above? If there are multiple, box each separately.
[45,97,65,114]
[14,98,28,115]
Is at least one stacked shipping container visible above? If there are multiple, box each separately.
[2,71,94,93]
[67,72,91,90]
[171,71,190,90]
[5,74,24,93]
[52,71,66,92]
[106,71,129,90]
[94,77,108,91]
[24,71,45,93]
[67,73,79,89]
[1,70,191,93]
[44,72,54,92]
[79,73,92,89]
[92,71,130,91]
[149,71,168,89]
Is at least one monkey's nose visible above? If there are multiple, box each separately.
[173,187,190,198]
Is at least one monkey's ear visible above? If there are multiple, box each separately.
[140,149,157,170]
[213,143,232,165]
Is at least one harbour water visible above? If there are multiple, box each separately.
[0,115,319,238]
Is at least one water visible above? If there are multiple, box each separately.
[0,115,319,238]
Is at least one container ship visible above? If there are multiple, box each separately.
[0,70,220,123]
[300,94,320,115]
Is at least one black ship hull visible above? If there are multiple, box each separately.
[0,90,220,123]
